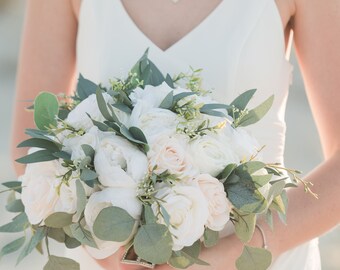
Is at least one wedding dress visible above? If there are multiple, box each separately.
[65,0,321,269]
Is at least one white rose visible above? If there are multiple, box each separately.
[62,126,100,161]
[195,174,231,231]
[152,184,209,250]
[189,134,239,177]
[227,127,261,162]
[94,135,148,187]
[66,93,113,131]
[84,187,142,259]
[148,135,198,180]
[20,157,66,225]
[129,107,178,144]
[129,82,173,109]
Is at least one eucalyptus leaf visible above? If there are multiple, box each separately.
[201,103,231,111]
[0,237,25,259]
[74,180,87,222]
[6,199,24,213]
[267,181,286,201]
[0,212,29,233]
[203,228,219,248]
[172,92,196,105]
[16,150,58,164]
[17,227,45,264]
[134,223,172,264]
[200,109,227,118]
[236,246,272,270]
[144,205,157,224]
[34,92,59,130]
[25,129,53,141]
[52,151,72,161]
[44,212,73,228]
[96,88,115,122]
[81,144,95,159]
[165,74,175,88]
[76,74,98,101]
[69,224,97,248]
[237,95,274,127]
[17,138,61,152]
[43,255,80,270]
[230,89,257,110]
[159,91,174,109]
[65,235,81,249]
[129,126,148,144]
[47,228,66,243]
[233,211,256,243]
[120,125,147,145]
[2,181,22,193]
[217,163,237,181]
[93,206,135,242]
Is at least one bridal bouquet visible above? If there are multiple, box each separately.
[0,50,314,270]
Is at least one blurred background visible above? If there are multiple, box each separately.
[0,1,339,269]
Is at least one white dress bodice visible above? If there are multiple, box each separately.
[65,0,321,269]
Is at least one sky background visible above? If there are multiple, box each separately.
[0,1,339,269]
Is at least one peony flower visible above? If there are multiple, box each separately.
[152,184,209,250]
[62,126,100,162]
[129,107,179,144]
[195,174,231,231]
[94,135,148,188]
[188,133,239,177]
[65,93,113,131]
[84,187,142,259]
[20,156,67,225]
[147,135,198,180]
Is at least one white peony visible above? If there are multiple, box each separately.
[62,126,100,162]
[152,184,209,250]
[65,93,113,131]
[227,126,261,162]
[129,107,179,144]
[195,174,231,231]
[188,133,239,177]
[148,135,198,180]
[94,135,148,188]
[129,82,173,109]
[84,187,142,259]
[20,157,66,225]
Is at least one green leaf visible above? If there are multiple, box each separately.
[236,246,272,270]
[17,227,46,264]
[80,169,98,182]
[217,163,237,181]
[0,212,29,233]
[74,180,86,222]
[0,237,25,259]
[144,205,157,224]
[81,144,95,159]
[34,92,59,130]
[159,91,174,109]
[120,125,147,146]
[134,223,173,264]
[267,181,286,201]
[93,206,136,242]
[169,241,208,269]
[25,129,53,141]
[44,212,73,228]
[76,74,98,101]
[172,92,196,105]
[165,74,175,88]
[17,138,61,152]
[64,235,81,249]
[16,150,58,164]
[43,255,80,270]
[96,88,115,122]
[47,228,66,243]
[129,127,148,144]
[203,228,219,248]
[200,109,227,118]
[238,95,274,127]
[230,89,257,111]
[69,224,97,248]
[52,151,71,161]
[2,181,22,193]
[233,211,256,243]
[252,175,272,188]
[112,103,132,114]
[6,199,25,213]
[236,161,266,175]
[201,103,231,111]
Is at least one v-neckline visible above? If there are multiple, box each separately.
[117,0,226,53]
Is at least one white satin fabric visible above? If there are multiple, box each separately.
[64,0,321,269]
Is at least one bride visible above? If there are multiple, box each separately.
[11,0,340,269]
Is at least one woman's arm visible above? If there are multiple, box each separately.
[156,0,340,269]
[11,0,78,175]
